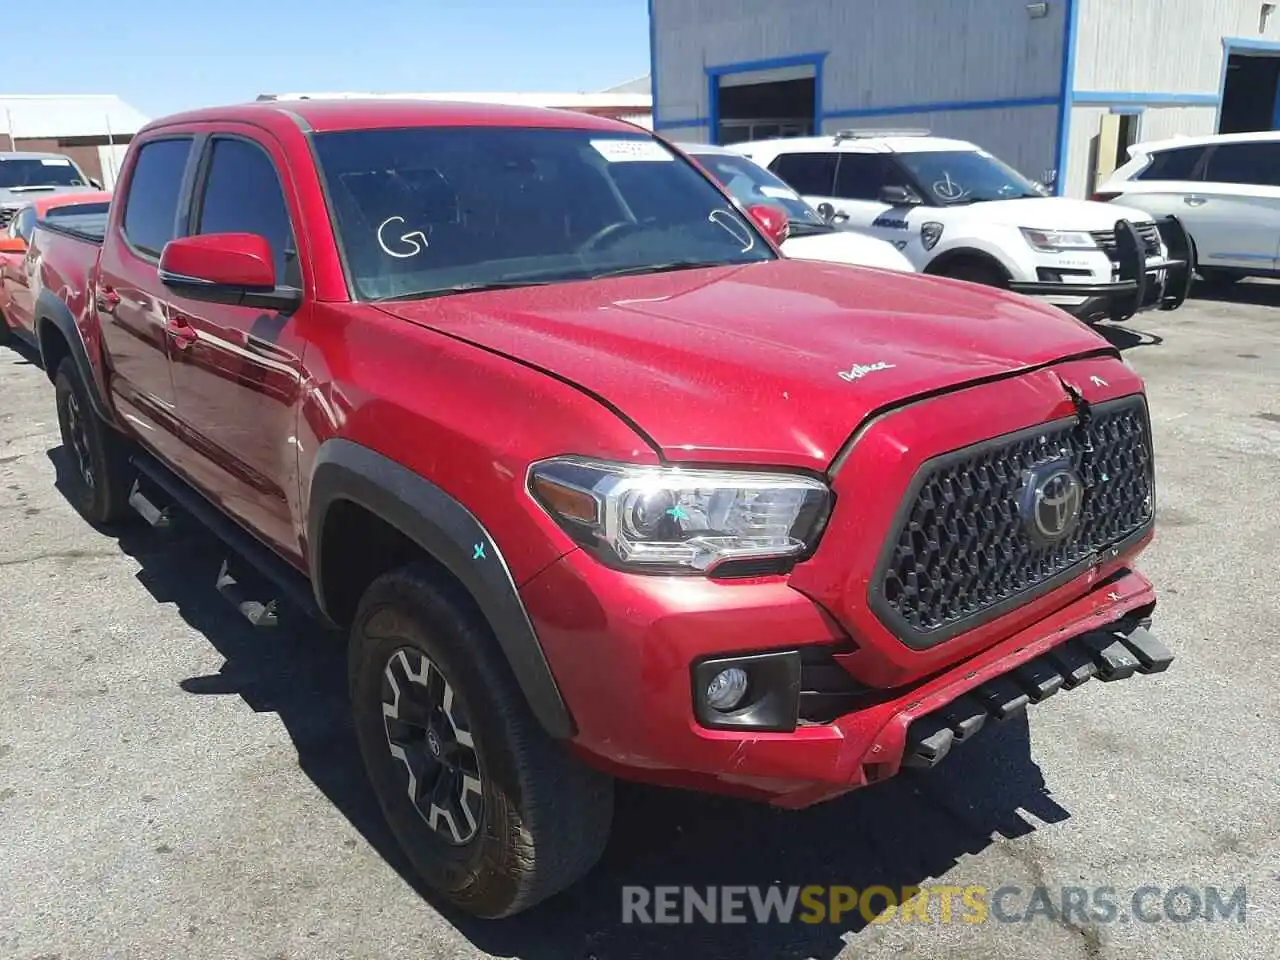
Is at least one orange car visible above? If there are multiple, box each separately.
[0,190,112,346]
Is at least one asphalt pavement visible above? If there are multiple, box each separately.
[1,283,1278,960]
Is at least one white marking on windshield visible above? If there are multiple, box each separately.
[708,209,754,252]
[377,216,430,259]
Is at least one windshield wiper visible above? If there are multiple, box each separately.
[374,279,554,303]
[590,259,730,280]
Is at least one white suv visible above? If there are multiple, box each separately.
[729,130,1193,323]
[676,142,915,272]
[1096,131,1280,288]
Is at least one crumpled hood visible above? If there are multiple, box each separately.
[964,196,1156,230]
[377,259,1112,468]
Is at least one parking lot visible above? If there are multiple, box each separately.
[1,285,1277,960]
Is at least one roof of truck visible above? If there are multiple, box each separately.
[144,98,642,136]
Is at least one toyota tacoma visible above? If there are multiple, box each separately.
[29,98,1172,919]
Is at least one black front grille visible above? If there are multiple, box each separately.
[1091,223,1161,258]
[873,395,1154,649]
[0,208,14,229]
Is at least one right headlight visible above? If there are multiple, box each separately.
[1020,227,1098,252]
[527,457,831,575]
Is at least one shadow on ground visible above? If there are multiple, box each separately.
[2,336,41,368]
[1190,278,1280,309]
[1093,321,1164,352]
[48,444,1072,960]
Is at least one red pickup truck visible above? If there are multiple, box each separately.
[29,99,1172,918]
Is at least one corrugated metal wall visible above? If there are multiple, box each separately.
[1135,106,1221,143]
[1073,0,1279,93]
[653,0,1066,134]
[1060,0,1280,195]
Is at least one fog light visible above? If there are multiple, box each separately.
[705,668,749,711]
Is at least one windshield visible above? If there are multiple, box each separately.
[896,149,1047,205]
[0,157,87,189]
[687,151,829,231]
[311,127,776,301]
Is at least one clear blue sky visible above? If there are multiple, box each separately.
[7,0,651,117]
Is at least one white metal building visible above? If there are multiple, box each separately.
[649,0,1280,197]
[0,94,150,188]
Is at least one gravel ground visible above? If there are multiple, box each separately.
[1,284,1277,960]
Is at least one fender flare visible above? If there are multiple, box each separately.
[308,439,574,739]
[34,289,114,424]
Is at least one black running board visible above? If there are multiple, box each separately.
[902,621,1172,769]
[129,451,325,624]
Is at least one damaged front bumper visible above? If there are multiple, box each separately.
[899,616,1171,770]
[1009,215,1195,322]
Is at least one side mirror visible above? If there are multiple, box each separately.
[746,203,790,246]
[879,184,922,206]
[158,233,300,311]
[815,202,848,224]
[0,236,26,254]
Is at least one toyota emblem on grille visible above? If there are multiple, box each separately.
[1021,460,1083,546]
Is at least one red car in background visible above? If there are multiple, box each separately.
[0,190,112,345]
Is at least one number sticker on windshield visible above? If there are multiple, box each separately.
[41,157,72,166]
[759,186,796,199]
[590,139,673,163]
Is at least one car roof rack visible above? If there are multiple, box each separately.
[832,128,931,142]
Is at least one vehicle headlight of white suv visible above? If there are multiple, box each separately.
[1019,228,1098,252]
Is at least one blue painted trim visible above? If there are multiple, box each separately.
[704,51,828,144]
[1073,91,1221,106]
[647,0,658,127]
[653,117,710,130]
[1053,0,1080,197]
[704,52,829,78]
[822,95,1057,121]
[707,72,719,145]
[1221,36,1280,53]
[1218,38,1280,132]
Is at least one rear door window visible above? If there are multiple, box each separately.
[1202,142,1280,187]
[1137,146,1206,181]
[768,152,838,195]
[832,154,900,201]
[122,138,194,258]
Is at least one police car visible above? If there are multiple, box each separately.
[728,130,1193,322]
[677,141,915,273]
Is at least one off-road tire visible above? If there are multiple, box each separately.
[53,357,134,526]
[349,565,613,918]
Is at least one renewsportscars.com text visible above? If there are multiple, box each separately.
[621,884,1247,926]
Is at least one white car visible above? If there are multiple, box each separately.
[728,130,1193,322]
[676,142,915,272]
[1096,130,1279,288]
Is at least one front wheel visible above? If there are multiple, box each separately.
[349,566,613,918]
